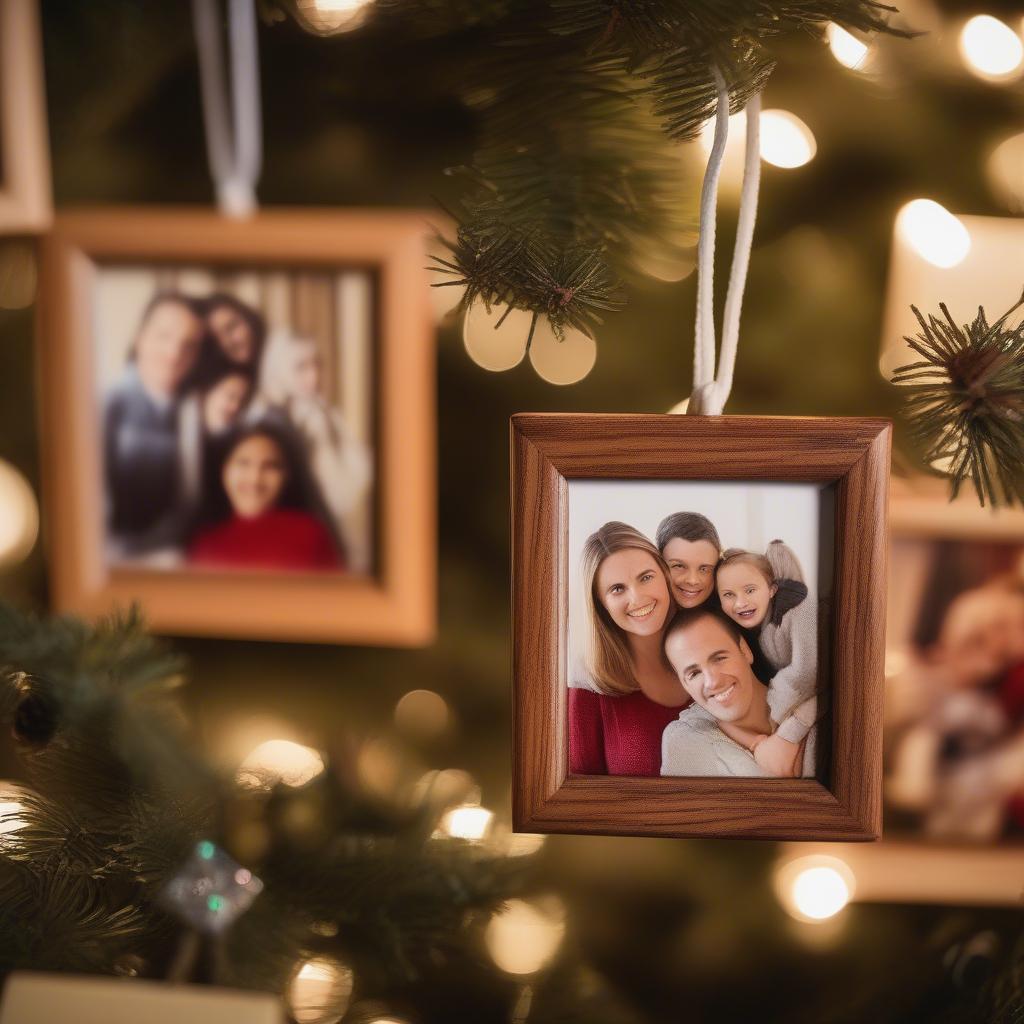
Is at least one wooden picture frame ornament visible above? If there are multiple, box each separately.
[511,413,891,841]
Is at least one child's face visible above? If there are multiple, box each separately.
[293,346,322,399]
[223,435,287,519]
[717,562,777,629]
[662,537,719,608]
[208,304,256,364]
[135,301,204,396]
[203,374,251,433]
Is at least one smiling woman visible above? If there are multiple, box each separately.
[568,522,689,776]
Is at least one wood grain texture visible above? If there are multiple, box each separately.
[511,413,891,841]
[37,208,436,646]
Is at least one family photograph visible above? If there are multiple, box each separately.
[95,264,375,576]
[567,480,828,780]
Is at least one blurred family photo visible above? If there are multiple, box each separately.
[884,536,1024,844]
[96,264,375,576]
[567,480,831,781]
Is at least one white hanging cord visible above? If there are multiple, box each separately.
[193,0,263,218]
[688,68,763,416]
[692,66,730,414]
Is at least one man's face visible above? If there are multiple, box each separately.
[662,537,719,608]
[665,616,758,723]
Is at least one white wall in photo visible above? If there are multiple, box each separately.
[567,479,830,671]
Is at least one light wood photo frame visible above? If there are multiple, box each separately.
[0,0,51,234]
[512,413,891,841]
[38,207,435,646]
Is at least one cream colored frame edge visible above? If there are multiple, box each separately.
[0,0,52,233]
[38,207,436,646]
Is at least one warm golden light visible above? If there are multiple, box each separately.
[775,855,855,922]
[667,398,690,414]
[759,110,817,169]
[237,739,326,789]
[896,200,971,269]
[463,300,531,372]
[506,832,546,857]
[827,23,870,70]
[394,689,450,741]
[987,132,1024,211]
[289,957,354,1024]
[438,803,493,841]
[0,785,26,838]
[528,317,597,386]
[485,898,566,975]
[959,15,1023,81]
[0,460,39,569]
[297,0,372,33]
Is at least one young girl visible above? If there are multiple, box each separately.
[715,541,818,776]
[104,291,205,556]
[569,522,689,776]
[256,330,372,571]
[188,423,342,572]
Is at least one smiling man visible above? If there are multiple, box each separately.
[660,608,814,778]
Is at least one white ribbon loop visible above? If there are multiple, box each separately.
[688,68,763,416]
[193,0,263,218]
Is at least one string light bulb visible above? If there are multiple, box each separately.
[296,0,372,34]
[896,200,971,269]
[774,855,855,922]
[394,689,450,741]
[959,15,1023,81]
[759,111,817,169]
[826,23,870,70]
[237,739,325,790]
[485,898,566,975]
[987,132,1024,212]
[438,803,493,841]
[463,300,531,372]
[528,317,597,385]
[289,957,354,1024]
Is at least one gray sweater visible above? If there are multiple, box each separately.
[760,541,819,745]
[661,702,816,777]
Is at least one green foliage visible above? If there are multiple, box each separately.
[0,605,535,1011]
[891,291,1024,508]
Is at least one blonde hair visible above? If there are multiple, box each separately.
[719,547,775,586]
[581,522,674,696]
[258,329,318,406]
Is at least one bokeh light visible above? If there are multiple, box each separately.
[438,803,493,841]
[827,23,870,70]
[987,131,1024,212]
[485,898,566,975]
[528,317,597,385]
[0,784,26,838]
[896,199,971,268]
[289,956,354,1024]
[775,855,855,922]
[296,0,373,34]
[759,110,817,169]
[959,15,1023,81]
[393,688,450,741]
[463,300,531,372]
[237,739,326,789]
[0,460,39,569]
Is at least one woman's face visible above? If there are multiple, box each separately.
[595,548,672,638]
[662,537,719,608]
[208,304,256,365]
[135,301,204,396]
[222,434,287,519]
[717,562,776,629]
[203,374,251,433]
[292,346,322,399]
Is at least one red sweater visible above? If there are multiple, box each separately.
[569,686,689,776]
[188,508,341,572]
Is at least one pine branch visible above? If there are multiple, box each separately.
[891,290,1024,508]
